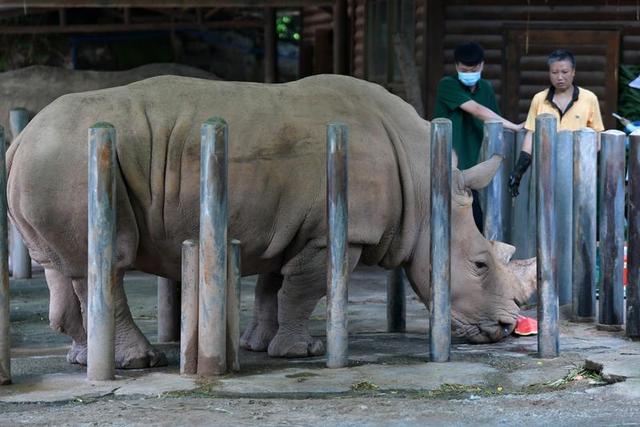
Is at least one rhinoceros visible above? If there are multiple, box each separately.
[7,74,536,368]
[0,63,216,140]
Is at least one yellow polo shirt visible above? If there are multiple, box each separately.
[524,86,604,132]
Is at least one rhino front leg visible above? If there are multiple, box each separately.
[72,272,167,369]
[240,272,282,352]
[268,244,362,358]
[44,268,87,365]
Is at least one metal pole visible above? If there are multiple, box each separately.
[502,129,516,243]
[197,118,228,376]
[326,122,349,369]
[535,114,559,358]
[9,108,31,279]
[429,118,451,363]
[263,7,277,83]
[628,130,640,338]
[526,131,538,260]
[157,277,180,343]
[481,120,508,242]
[386,268,406,332]
[0,127,11,385]
[226,239,241,372]
[555,130,573,306]
[572,128,597,322]
[598,130,626,330]
[87,122,117,381]
[180,239,199,375]
[511,129,534,259]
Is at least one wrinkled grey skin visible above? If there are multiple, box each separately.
[0,63,217,141]
[7,75,535,368]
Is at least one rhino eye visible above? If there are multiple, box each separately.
[474,261,488,270]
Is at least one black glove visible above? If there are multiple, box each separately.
[508,151,532,198]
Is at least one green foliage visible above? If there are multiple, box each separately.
[276,15,300,42]
[619,64,640,122]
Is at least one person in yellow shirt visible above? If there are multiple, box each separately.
[508,49,605,197]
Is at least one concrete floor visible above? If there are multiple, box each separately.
[0,266,639,425]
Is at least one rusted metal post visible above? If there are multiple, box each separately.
[226,239,241,372]
[264,7,277,83]
[480,121,509,242]
[87,123,117,381]
[326,122,349,369]
[511,129,534,259]
[386,268,406,333]
[429,118,452,363]
[628,130,640,338]
[0,127,11,386]
[555,130,573,306]
[598,130,626,330]
[157,277,180,343]
[535,114,559,358]
[9,108,31,279]
[197,118,228,376]
[572,128,597,322]
[180,239,199,375]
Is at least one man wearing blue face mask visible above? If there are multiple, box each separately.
[434,41,523,231]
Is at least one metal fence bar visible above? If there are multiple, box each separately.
[87,122,117,381]
[510,129,534,259]
[386,268,406,333]
[157,277,180,343]
[226,239,241,372]
[571,128,597,321]
[0,127,11,385]
[326,122,349,369]
[598,130,626,330]
[535,114,559,358]
[8,108,31,279]
[197,118,228,376]
[628,130,640,338]
[555,130,573,306]
[481,121,509,242]
[429,118,452,363]
[180,239,199,375]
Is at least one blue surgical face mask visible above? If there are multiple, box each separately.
[458,71,481,87]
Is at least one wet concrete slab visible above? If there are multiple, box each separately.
[1,266,639,404]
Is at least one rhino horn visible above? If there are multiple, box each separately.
[491,241,516,265]
[507,257,537,306]
[461,154,503,190]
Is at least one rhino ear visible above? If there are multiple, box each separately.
[461,154,503,190]
[490,241,516,265]
[452,150,459,169]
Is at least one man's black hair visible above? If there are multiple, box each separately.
[454,42,485,66]
[547,49,576,69]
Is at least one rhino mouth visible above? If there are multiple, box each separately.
[451,313,517,343]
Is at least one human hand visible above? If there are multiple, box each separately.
[508,170,521,197]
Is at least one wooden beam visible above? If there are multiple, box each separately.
[333,0,348,74]
[0,0,332,7]
[263,7,277,83]
[425,0,444,118]
[0,19,262,33]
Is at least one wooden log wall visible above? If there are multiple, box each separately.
[440,0,640,125]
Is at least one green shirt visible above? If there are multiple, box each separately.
[433,76,500,170]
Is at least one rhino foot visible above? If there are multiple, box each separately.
[115,343,167,369]
[240,319,278,352]
[267,331,325,358]
[66,340,87,365]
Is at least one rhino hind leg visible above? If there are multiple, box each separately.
[240,272,282,352]
[267,244,362,358]
[44,268,87,364]
[71,272,167,369]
